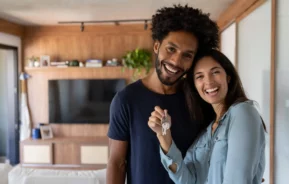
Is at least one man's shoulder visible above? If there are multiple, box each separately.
[113,80,142,103]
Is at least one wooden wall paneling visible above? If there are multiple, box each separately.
[23,24,152,137]
[217,0,259,31]
[0,19,24,37]
[23,24,153,66]
[91,36,105,60]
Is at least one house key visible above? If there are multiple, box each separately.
[161,111,171,135]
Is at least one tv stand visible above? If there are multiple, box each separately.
[20,136,108,170]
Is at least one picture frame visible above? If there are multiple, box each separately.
[40,125,54,139]
[40,55,50,67]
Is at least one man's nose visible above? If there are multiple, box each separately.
[170,53,182,66]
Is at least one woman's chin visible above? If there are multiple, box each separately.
[204,98,224,106]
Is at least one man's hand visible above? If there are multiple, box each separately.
[148,106,172,154]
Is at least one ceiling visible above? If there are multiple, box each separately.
[0,0,234,26]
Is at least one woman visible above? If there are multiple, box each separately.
[148,49,266,184]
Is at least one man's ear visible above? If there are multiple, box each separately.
[153,41,160,54]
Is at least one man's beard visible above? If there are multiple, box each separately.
[155,53,187,86]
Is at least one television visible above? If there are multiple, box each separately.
[48,79,126,124]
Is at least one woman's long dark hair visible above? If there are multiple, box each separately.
[184,49,266,131]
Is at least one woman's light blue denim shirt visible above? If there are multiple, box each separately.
[160,101,265,184]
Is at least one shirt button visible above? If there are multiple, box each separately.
[215,137,219,141]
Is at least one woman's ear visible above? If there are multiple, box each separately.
[227,76,231,83]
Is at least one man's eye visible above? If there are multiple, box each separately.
[183,53,193,59]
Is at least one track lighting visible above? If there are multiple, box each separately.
[58,19,151,31]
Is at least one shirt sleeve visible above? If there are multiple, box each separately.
[160,140,197,184]
[107,92,130,141]
[223,102,265,184]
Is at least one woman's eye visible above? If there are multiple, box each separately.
[213,71,220,74]
[195,75,203,80]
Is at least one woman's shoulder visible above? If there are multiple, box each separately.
[229,100,260,117]
[227,100,263,129]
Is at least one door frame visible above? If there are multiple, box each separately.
[0,44,20,165]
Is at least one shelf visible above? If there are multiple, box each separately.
[22,136,108,144]
[24,66,125,71]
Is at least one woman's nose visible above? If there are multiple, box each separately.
[204,74,214,84]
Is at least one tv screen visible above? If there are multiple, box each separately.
[48,79,126,124]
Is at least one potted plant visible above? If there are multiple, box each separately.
[122,48,152,80]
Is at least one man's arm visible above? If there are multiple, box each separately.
[107,139,128,184]
[106,92,130,184]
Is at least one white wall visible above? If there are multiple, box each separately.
[275,0,289,183]
[0,32,21,70]
[237,1,271,183]
[221,23,236,66]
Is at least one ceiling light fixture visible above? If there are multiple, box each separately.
[58,19,151,31]
[80,22,84,32]
[144,20,148,30]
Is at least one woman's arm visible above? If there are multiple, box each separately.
[148,106,197,184]
[223,103,265,184]
[158,132,197,184]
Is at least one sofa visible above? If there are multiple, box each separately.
[8,165,106,184]
[0,163,13,184]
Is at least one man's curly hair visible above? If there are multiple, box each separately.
[151,4,219,50]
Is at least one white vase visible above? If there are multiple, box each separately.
[34,61,40,67]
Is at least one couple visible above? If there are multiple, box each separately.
[107,4,266,184]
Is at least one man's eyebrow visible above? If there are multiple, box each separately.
[168,42,196,54]
[168,42,179,48]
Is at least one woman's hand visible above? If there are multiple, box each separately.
[148,106,172,154]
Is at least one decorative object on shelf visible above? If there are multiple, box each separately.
[27,56,40,67]
[122,48,152,80]
[68,60,80,67]
[105,58,119,66]
[40,55,50,67]
[27,59,34,67]
[40,125,54,139]
[86,59,103,67]
[32,128,41,139]
[50,61,67,67]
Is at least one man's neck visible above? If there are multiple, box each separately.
[142,70,178,95]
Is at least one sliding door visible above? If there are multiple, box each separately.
[237,1,272,183]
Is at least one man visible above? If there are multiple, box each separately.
[107,4,219,184]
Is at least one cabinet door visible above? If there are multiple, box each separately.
[54,143,79,165]
[22,143,52,164]
[80,145,108,165]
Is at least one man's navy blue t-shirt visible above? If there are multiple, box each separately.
[107,80,201,184]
